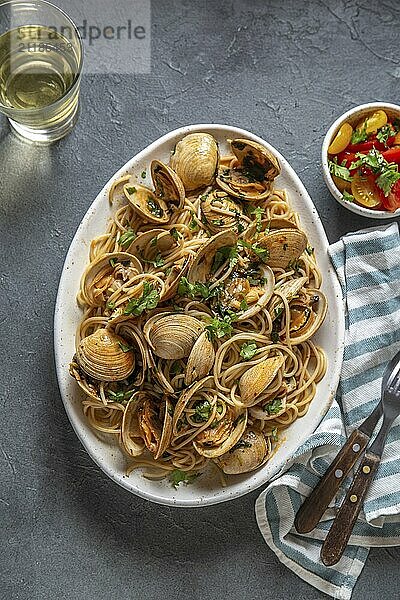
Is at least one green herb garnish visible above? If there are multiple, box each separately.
[239,341,258,360]
[119,229,136,249]
[170,227,181,240]
[251,206,265,233]
[124,281,159,316]
[125,186,137,195]
[141,170,146,179]
[212,245,238,272]
[169,469,199,488]
[238,239,269,263]
[118,341,133,353]
[328,157,353,182]
[350,123,368,145]
[240,298,248,311]
[106,300,115,310]
[205,314,236,341]
[263,398,282,415]
[342,190,354,203]
[192,399,212,423]
[147,196,163,217]
[376,124,396,146]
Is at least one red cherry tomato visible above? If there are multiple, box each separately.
[381,146,400,163]
[380,180,400,212]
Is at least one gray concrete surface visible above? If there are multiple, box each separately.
[1,1,400,599]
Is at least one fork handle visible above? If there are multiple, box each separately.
[294,429,370,534]
[320,451,380,566]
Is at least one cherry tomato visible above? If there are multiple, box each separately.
[380,180,400,212]
[355,110,388,135]
[381,146,400,163]
[394,132,400,145]
[328,123,353,155]
[351,172,382,209]
[332,175,351,192]
[337,150,357,169]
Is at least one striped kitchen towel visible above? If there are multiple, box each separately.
[256,222,400,600]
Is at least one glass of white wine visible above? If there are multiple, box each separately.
[0,0,83,143]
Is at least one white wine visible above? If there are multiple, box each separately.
[0,26,78,109]
[0,24,82,141]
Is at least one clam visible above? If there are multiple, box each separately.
[268,276,308,316]
[75,328,136,382]
[137,395,173,459]
[170,133,219,191]
[127,228,178,259]
[239,355,285,407]
[185,331,215,385]
[288,289,327,344]
[173,376,214,435]
[115,323,147,386]
[187,230,238,283]
[81,252,143,307]
[193,410,247,458]
[223,266,275,322]
[151,159,185,209]
[250,376,296,420]
[200,189,248,234]
[255,228,308,269]
[144,313,204,360]
[244,217,299,241]
[124,184,169,224]
[213,428,269,474]
[216,138,281,201]
[120,395,146,457]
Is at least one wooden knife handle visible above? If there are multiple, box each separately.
[294,429,370,534]
[321,451,380,566]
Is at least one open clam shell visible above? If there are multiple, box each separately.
[127,228,178,259]
[172,376,214,435]
[184,331,215,385]
[124,184,169,224]
[256,228,308,269]
[236,266,275,322]
[81,252,143,307]
[239,355,285,407]
[151,159,185,209]
[288,289,327,344]
[268,276,308,316]
[200,189,248,235]
[115,323,147,386]
[144,313,204,360]
[187,230,238,283]
[75,328,136,382]
[193,410,248,458]
[120,395,146,457]
[213,428,269,474]
[170,132,219,191]
[216,138,281,201]
[137,395,173,459]
[243,217,299,241]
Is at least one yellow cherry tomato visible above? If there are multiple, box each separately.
[328,123,353,154]
[351,172,381,209]
[394,131,400,145]
[355,110,387,135]
[332,174,351,193]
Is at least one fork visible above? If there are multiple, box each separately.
[320,356,400,566]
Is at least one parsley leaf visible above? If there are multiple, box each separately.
[376,123,395,146]
[124,282,159,316]
[205,314,235,341]
[342,190,354,203]
[350,123,368,145]
[263,398,282,415]
[239,341,258,360]
[141,170,146,179]
[238,239,269,263]
[141,253,165,268]
[240,298,248,311]
[169,469,199,488]
[192,399,212,423]
[118,341,133,353]
[169,227,181,240]
[376,165,400,196]
[349,149,400,196]
[119,229,136,249]
[328,157,352,182]
[212,246,238,272]
[250,206,265,233]
[178,277,212,299]
[125,186,137,195]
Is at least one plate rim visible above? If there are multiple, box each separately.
[54,123,345,507]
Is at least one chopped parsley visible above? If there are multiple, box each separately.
[250,206,265,233]
[106,300,115,310]
[118,341,133,353]
[239,341,258,360]
[125,186,137,195]
[212,246,238,272]
[350,123,368,145]
[230,439,252,452]
[240,298,248,311]
[192,399,212,423]
[238,239,269,263]
[376,123,396,146]
[169,469,199,488]
[270,427,278,442]
[342,190,354,203]
[119,228,136,249]
[124,281,159,316]
[107,389,135,403]
[141,170,146,179]
[170,227,181,240]
[305,245,314,255]
[205,314,235,341]
[349,149,400,196]
[177,277,216,300]
[147,196,163,217]
[109,258,117,268]
[141,253,165,268]
[328,157,352,182]
[263,398,282,415]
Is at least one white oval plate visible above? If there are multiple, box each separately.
[54,124,345,507]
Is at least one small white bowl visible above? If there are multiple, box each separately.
[322,102,400,219]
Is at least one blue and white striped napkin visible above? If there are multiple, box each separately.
[256,222,400,600]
